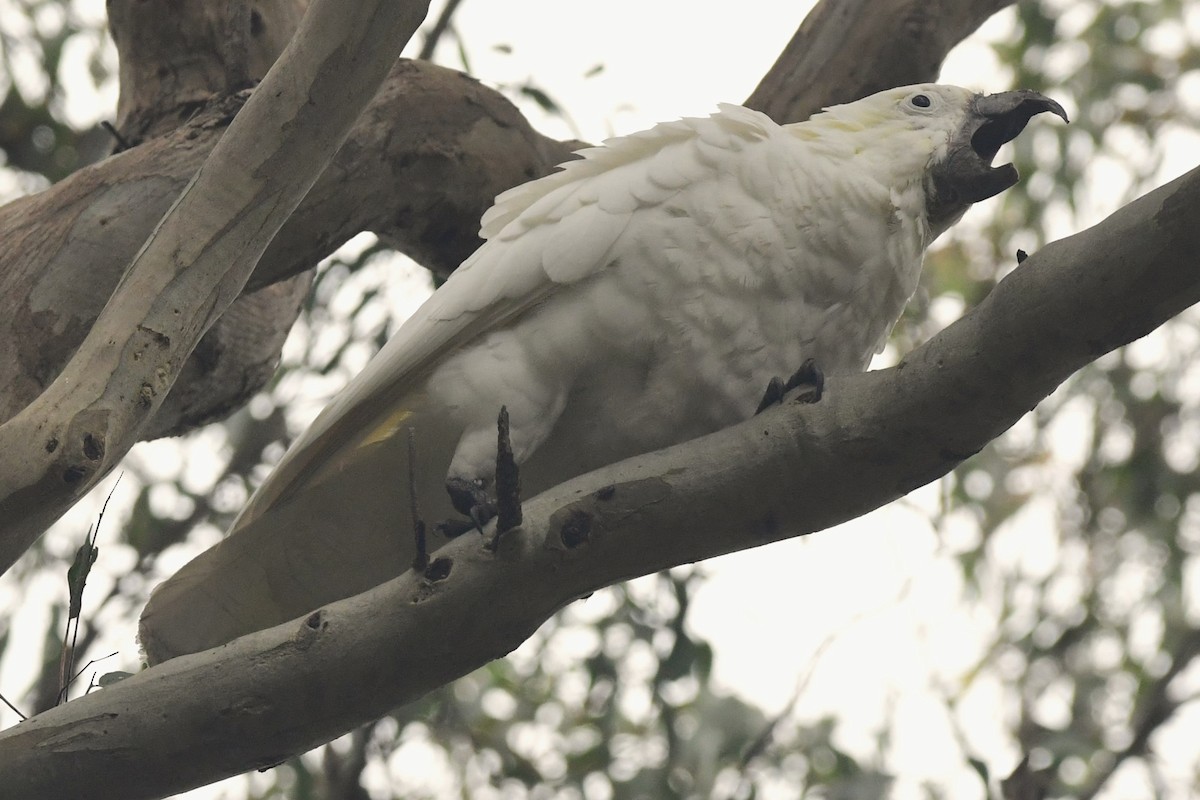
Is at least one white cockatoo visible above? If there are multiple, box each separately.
[140,84,1066,663]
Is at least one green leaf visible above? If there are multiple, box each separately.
[66,537,98,620]
[519,84,562,115]
[97,671,134,687]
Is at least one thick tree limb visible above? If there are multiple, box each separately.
[2,162,1196,800]
[109,0,310,142]
[0,0,434,567]
[747,0,1016,121]
[102,0,317,439]
[0,61,567,438]
[0,0,317,444]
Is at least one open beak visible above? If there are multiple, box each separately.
[927,89,1068,232]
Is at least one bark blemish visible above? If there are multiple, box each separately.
[424,557,452,582]
[559,510,593,549]
[82,433,104,461]
[137,324,171,348]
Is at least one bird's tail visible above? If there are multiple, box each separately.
[138,390,460,664]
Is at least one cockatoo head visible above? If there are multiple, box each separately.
[806,84,1068,237]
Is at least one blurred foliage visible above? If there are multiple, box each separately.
[2,1,1200,799]
[906,1,1200,798]
[0,0,114,184]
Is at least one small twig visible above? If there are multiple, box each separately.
[72,652,122,698]
[1000,755,1047,800]
[100,121,132,153]
[70,651,119,688]
[418,0,467,60]
[1074,627,1200,800]
[735,622,841,771]
[408,428,429,574]
[491,405,522,544]
[0,691,26,721]
[58,525,96,704]
[726,574,915,799]
[58,476,121,705]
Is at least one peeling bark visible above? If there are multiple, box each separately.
[0,0,434,568]
[0,62,566,439]
[109,0,310,143]
[9,0,317,441]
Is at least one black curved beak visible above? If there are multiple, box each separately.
[927,89,1068,235]
[970,90,1069,165]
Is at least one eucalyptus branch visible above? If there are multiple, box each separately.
[1,161,1196,800]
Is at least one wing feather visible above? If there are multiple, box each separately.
[235,104,787,528]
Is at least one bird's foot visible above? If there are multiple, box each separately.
[755,358,825,414]
[755,376,788,415]
[439,406,524,546]
[443,476,496,536]
[787,359,825,403]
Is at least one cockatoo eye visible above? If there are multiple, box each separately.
[911,94,932,108]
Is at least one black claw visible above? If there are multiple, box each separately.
[443,407,523,548]
[445,476,496,535]
[469,503,494,532]
[755,376,788,415]
[755,358,825,413]
[785,358,824,404]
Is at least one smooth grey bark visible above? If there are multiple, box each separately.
[0,0,434,570]
[1,161,1196,800]
[746,0,1015,121]
[0,60,565,440]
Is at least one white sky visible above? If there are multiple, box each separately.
[2,1,1199,798]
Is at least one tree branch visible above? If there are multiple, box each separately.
[0,0,434,565]
[0,60,568,438]
[746,0,1016,121]
[1075,626,1200,800]
[2,162,1197,800]
[108,0,310,142]
[417,0,467,61]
